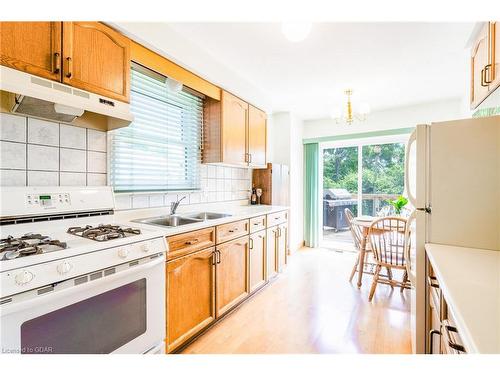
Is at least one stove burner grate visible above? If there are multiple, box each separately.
[0,233,67,260]
[67,224,141,242]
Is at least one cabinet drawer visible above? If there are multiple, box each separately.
[167,227,215,260]
[267,210,288,227]
[216,219,249,244]
[249,215,266,233]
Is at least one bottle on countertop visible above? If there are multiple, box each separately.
[251,185,257,205]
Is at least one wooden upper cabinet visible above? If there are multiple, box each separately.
[490,22,500,91]
[62,22,130,102]
[166,247,216,353]
[471,23,490,109]
[203,91,267,167]
[247,105,267,168]
[221,91,248,165]
[0,22,62,81]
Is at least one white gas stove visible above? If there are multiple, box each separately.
[0,186,167,354]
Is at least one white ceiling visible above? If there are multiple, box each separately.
[118,22,475,120]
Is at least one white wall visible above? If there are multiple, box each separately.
[268,112,304,252]
[112,22,273,113]
[303,98,464,140]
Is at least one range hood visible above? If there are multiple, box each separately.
[0,66,133,128]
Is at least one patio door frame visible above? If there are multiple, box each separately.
[318,133,410,247]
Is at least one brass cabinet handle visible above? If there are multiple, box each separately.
[228,228,238,233]
[443,324,466,353]
[481,68,488,87]
[65,57,72,78]
[216,250,221,264]
[53,52,61,73]
[185,239,199,245]
[249,237,254,249]
[212,250,217,265]
[428,276,439,289]
[484,64,493,84]
[428,329,441,354]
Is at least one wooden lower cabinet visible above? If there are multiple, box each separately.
[216,237,249,317]
[266,226,278,280]
[249,230,267,293]
[277,223,288,272]
[166,247,216,353]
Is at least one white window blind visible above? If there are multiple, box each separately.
[110,63,203,192]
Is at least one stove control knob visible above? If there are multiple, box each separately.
[57,261,73,275]
[118,248,129,259]
[140,243,150,253]
[15,270,34,286]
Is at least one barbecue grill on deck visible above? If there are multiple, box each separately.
[323,188,358,232]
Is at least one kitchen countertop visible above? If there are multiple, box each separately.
[115,204,289,237]
[425,243,500,354]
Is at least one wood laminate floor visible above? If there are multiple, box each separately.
[181,247,412,354]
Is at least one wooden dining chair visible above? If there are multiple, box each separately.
[345,208,368,282]
[367,217,411,301]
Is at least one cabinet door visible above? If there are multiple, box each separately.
[62,22,130,102]
[277,223,288,272]
[247,105,267,167]
[0,22,62,81]
[215,237,249,317]
[266,227,278,280]
[249,231,266,293]
[222,91,248,166]
[490,22,500,91]
[167,247,216,352]
[470,23,490,109]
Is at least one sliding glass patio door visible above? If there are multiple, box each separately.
[320,135,408,249]
[361,143,405,216]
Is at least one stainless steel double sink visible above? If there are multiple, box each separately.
[133,212,232,228]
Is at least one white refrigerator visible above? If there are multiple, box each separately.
[404,115,500,354]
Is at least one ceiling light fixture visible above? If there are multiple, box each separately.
[281,22,312,42]
[331,89,370,125]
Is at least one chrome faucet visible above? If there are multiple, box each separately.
[170,196,186,215]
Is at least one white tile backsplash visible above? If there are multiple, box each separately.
[1,114,252,209]
[0,141,26,169]
[28,171,59,186]
[1,114,106,187]
[27,144,59,171]
[60,172,86,186]
[87,151,106,173]
[87,173,106,186]
[60,124,86,149]
[0,169,26,186]
[60,148,86,172]
[28,118,59,146]
[0,113,26,142]
[149,194,164,207]
[132,195,150,209]
[87,129,107,152]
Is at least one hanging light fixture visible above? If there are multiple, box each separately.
[331,89,370,125]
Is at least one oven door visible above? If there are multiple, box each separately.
[0,255,165,354]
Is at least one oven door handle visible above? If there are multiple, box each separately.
[0,255,165,316]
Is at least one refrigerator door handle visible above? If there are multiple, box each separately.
[404,209,417,285]
[416,206,432,214]
[404,129,418,207]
